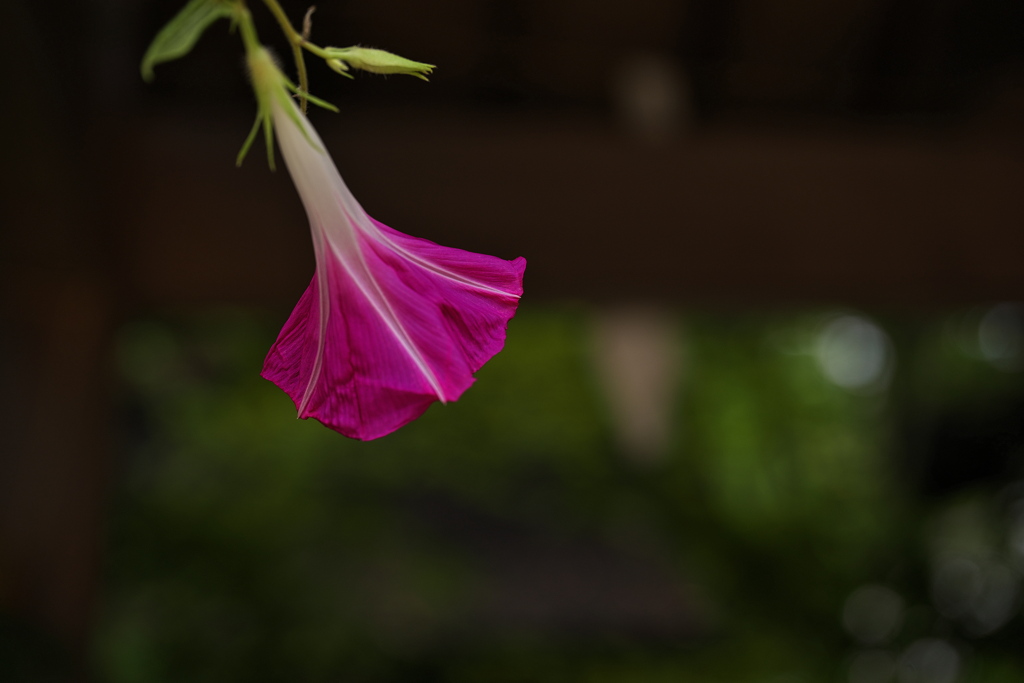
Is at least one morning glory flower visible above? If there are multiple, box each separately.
[246,48,526,440]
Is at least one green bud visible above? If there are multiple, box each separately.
[323,47,435,80]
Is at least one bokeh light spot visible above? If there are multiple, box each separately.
[898,639,959,683]
[849,649,897,683]
[815,315,893,393]
[978,303,1024,371]
[842,584,905,645]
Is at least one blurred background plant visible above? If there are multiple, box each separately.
[92,303,1024,682]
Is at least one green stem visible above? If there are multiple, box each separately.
[292,47,308,113]
[255,0,334,63]
[260,0,310,113]
[236,3,262,55]
[299,41,332,59]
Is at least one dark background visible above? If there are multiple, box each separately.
[2,0,1024,681]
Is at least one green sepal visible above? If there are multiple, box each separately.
[239,47,339,169]
[141,0,237,82]
[284,82,340,113]
[236,110,274,170]
[326,60,355,79]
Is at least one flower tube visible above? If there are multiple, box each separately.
[248,49,526,440]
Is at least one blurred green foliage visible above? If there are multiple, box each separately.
[95,305,1024,682]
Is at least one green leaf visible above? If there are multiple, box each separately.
[141,0,235,82]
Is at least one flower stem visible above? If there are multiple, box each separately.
[260,0,310,113]
[235,3,262,55]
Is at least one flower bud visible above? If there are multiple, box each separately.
[324,47,434,80]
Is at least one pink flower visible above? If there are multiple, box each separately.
[249,49,526,440]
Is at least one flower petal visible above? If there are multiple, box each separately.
[262,225,524,440]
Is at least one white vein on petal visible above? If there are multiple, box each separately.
[363,227,523,300]
[270,98,453,406]
[313,133,521,301]
[297,212,332,416]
